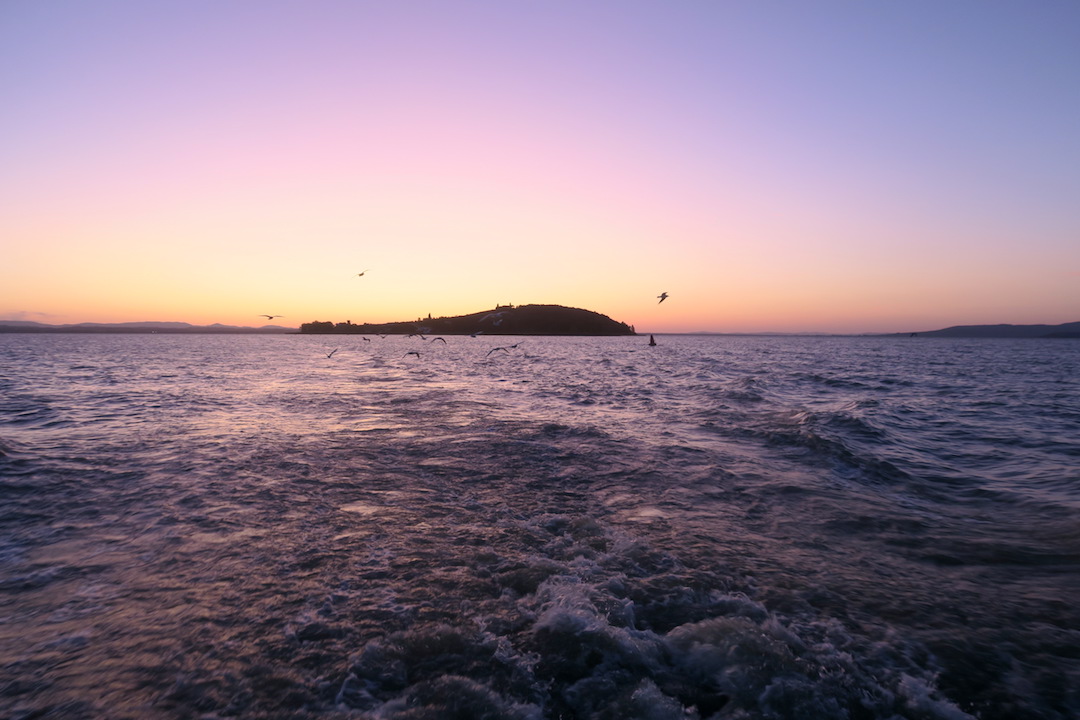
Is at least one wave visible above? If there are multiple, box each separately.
[1,334,1077,718]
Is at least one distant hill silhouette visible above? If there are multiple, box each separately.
[904,321,1080,339]
[301,304,635,336]
[0,321,294,334]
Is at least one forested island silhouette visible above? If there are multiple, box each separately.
[300,304,635,336]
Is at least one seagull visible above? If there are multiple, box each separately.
[260,314,284,320]
[430,337,447,344]
[403,351,421,359]
[657,292,668,304]
[326,348,339,358]
[357,269,370,277]
[486,342,522,357]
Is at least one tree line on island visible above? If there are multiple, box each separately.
[300,304,636,336]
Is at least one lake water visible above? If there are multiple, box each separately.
[1,333,1077,719]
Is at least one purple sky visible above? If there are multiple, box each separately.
[3,1,1078,332]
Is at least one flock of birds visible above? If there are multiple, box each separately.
[322,337,527,361]
[262,271,669,361]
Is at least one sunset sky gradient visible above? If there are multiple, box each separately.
[3,1,1078,333]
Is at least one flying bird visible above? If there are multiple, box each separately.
[326,348,339,358]
[657,293,668,304]
[357,269,370,277]
[403,351,421,359]
[486,342,522,357]
[430,337,447,344]
[260,314,284,320]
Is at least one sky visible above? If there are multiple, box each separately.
[2,1,1078,334]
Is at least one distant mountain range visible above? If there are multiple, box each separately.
[0,320,294,334]
[900,321,1080,339]
[2,317,1076,338]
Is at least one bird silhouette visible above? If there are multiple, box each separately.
[403,351,421,359]
[260,314,284,320]
[486,342,522,357]
[657,293,668,304]
[357,269,370,277]
[430,337,447,344]
[326,348,339,358]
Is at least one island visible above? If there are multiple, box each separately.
[897,321,1080,339]
[300,304,636,336]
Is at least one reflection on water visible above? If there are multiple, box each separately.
[1,333,1078,718]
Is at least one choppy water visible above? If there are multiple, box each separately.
[1,333,1078,719]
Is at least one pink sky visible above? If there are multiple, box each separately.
[2,1,1078,333]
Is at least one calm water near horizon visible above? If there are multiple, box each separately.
[1,333,1077,719]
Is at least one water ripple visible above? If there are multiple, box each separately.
[0,333,1077,718]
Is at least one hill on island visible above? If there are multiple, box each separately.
[300,304,635,336]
